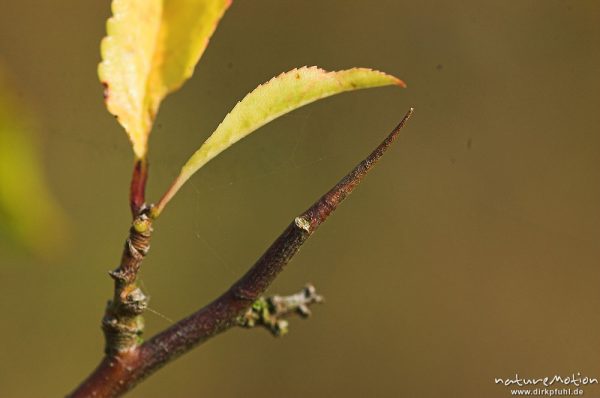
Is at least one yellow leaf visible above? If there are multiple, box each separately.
[99,0,231,159]
[154,66,405,215]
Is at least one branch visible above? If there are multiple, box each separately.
[68,108,414,398]
[238,284,324,336]
[102,207,153,355]
[103,159,151,355]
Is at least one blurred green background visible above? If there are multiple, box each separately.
[1,1,600,397]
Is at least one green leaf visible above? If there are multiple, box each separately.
[155,66,405,215]
[99,0,231,159]
[0,69,66,257]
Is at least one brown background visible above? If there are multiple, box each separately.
[1,1,599,397]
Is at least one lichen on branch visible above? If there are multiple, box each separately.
[238,284,324,336]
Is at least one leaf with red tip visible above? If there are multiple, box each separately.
[155,66,405,214]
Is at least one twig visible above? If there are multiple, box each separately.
[68,108,414,398]
[238,284,324,336]
[102,207,153,355]
[102,158,152,355]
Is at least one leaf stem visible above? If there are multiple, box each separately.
[130,158,148,217]
[151,175,180,218]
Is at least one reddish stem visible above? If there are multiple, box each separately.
[68,108,414,398]
[130,158,148,217]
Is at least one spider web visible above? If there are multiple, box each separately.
[51,109,339,322]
